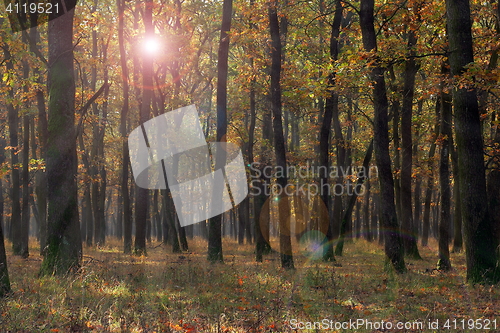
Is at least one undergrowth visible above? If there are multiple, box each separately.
[0,237,498,332]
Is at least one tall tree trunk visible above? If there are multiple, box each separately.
[96,40,110,246]
[237,197,248,244]
[438,61,452,271]
[371,191,378,242]
[487,130,500,253]
[208,0,233,263]
[355,197,361,239]
[0,139,11,296]
[364,180,372,241]
[446,0,499,283]
[117,0,132,254]
[413,100,423,240]
[451,142,463,252]
[421,102,440,246]
[400,29,421,259]
[392,98,402,221]
[254,169,270,262]
[20,59,30,258]
[90,27,101,247]
[3,44,21,253]
[245,41,257,246]
[486,1,500,250]
[320,0,342,262]
[134,0,154,256]
[41,6,82,275]
[359,0,405,273]
[27,23,48,254]
[153,190,161,242]
[269,0,293,269]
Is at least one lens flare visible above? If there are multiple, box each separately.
[142,37,161,55]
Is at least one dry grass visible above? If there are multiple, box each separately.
[0,236,498,332]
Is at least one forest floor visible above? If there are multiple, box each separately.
[0,236,499,332]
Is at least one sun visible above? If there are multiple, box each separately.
[142,36,161,55]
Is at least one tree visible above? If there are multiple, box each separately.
[320,0,342,262]
[2,42,22,255]
[359,0,405,273]
[438,60,452,271]
[269,0,294,269]
[400,28,421,259]
[134,0,155,256]
[117,0,132,254]
[446,0,499,283]
[0,137,10,296]
[40,3,82,275]
[208,0,233,263]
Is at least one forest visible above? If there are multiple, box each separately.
[0,0,500,331]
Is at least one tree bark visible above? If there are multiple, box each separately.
[320,0,342,262]
[269,0,293,269]
[364,180,372,241]
[20,59,30,258]
[2,44,21,254]
[400,29,421,259]
[41,5,82,275]
[134,0,154,256]
[208,0,233,263]
[446,0,499,283]
[359,0,405,273]
[0,138,11,296]
[413,100,423,240]
[451,140,463,252]
[438,61,452,271]
[117,0,132,254]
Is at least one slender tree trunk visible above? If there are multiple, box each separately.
[164,190,181,253]
[432,191,440,238]
[320,0,342,262]
[208,0,233,263]
[20,59,30,258]
[359,0,405,273]
[371,191,378,242]
[177,217,188,251]
[117,0,132,254]
[153,190,161,242]
[254,168,269,262]
[246,60,257,245]
[438,61,452,271]
[41,7,82,275]
[450,128,463,252]
[3,44,21,253]
[237,198,248,244]
[90,27,102,247]
[487,132,500,252]
[269,0,293,269]
[355,199,361,239]
[364,180,372,241]
[486,2,500,251]
[413,100,423,240]
[421,102,440,246]
[401,30,421,259]
[392,98,402,221]
[27,23,49,254]
[447,0,499,283]
[134,0,154,256]
[0,138,10,296]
